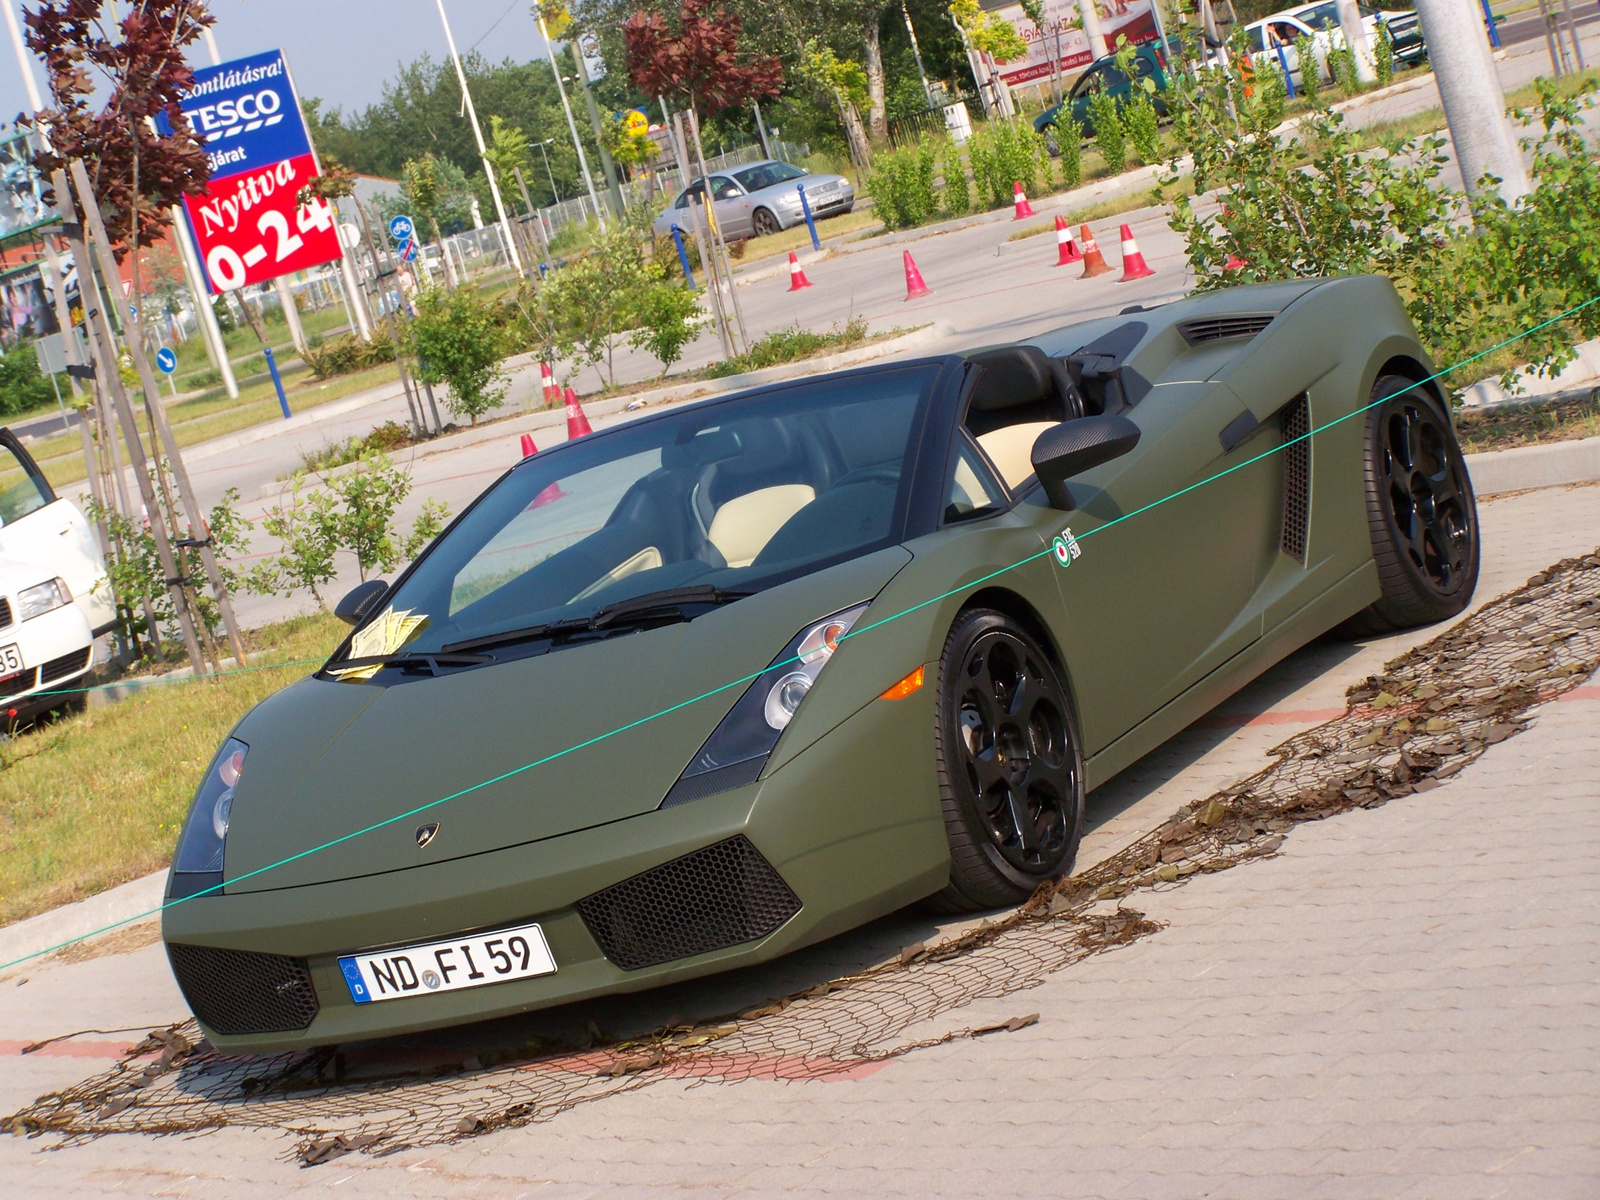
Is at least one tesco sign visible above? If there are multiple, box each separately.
[158,49,344,293]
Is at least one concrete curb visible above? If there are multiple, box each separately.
[1465,435,1600,497]
[0,870,164,974]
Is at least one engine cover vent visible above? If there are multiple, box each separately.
[1178,313,1277,345]
[577,836,801,971]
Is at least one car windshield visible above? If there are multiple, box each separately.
[732,162,808,192]
[363,365,935,657]
[1296,2,1342,30]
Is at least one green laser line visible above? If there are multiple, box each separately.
[6,294,1596,973]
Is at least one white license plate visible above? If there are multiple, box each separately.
[339,921,556,1005]
[0,643,23,675]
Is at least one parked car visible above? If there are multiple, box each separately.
[652,160,855,241]
[0,427,114,725]
[1034,42,1172,141]
[1243,2,1426,89]
[160,275,1481,1053]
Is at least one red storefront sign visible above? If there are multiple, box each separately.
[182,152,341,294]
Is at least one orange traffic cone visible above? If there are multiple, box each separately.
[539,360,558,406]
[1012,181,1036,220]
[1054,215,1082,267]
[520,432,538,458]
[1116,223,1155,282]
[517,431,567,505]
[1078,225,1113,278]
[564,386,593,439]
[903,250,930,300]
[786,251,813,291]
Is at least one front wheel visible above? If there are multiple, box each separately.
[927,609,1085,913]
[751,207,781,237]
[1342,375,1480,636]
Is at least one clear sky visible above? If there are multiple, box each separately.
[5,0,551,128]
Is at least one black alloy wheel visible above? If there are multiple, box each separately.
[1343,375,1481,635]
[929,610,1084,912]
[752,208,781,237]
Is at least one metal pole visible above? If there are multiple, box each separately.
[797,184,821,251]
[686,109,749,356]
[1558,0,1588,68]
[902,1,936,108]
[670,224,697,288]
[434,0,523,273]
[538,13,607,230]
[1334,0,1379,83]
[752,99,773,159]
[69,160,248,666]
[1537,0,1565,73]
[571,42,627,218]
[170,207,239,395]
[264,347,292,418]
[275,275,308,356]
[1479,0,1503,49]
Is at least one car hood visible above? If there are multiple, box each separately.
[221,546,912,893]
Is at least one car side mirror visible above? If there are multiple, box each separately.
[1031,415,1141,511]
[335,579,389,627]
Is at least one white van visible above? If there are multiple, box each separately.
[1242,2,1418,88]
[0,428,113,723]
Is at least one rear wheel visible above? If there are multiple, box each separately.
[1342,375,1480,636]
[751,207,781,237]
[927,610,1084,913]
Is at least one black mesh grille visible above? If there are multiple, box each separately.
[0,667,37,700]
[577,836,801,971]
[1178,314,1276,345]
[1280,394,1311,563]
[40,647,92,683]
[0,598,12,630]
[167,943,320,1036]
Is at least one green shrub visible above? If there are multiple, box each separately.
[942,143,972,216]
[408,286,509,425]
[211,296,236,333]
[1328,46,1359,98]
[301,420,413,475]
[301,332,397,379]
[967,120,1047,210]
[866,138,942,230]
[1056,116,1084,190]
[1087,91,1126,175]
[705,316,869,378]
[1294,35,1321,104]
[1124,90,1161,166]
[0,343,57,416]
[628,263,705,376]
[1374,27,1395,87]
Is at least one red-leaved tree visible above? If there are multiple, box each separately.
[22,0,213,259]
[622,0,783,119]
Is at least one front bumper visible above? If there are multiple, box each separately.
[161,668,948,1053]
[0,602,95,721]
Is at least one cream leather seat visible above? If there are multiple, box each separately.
[707,484,815,567]
[976,422,1057,491]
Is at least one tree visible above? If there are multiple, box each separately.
[407,287,510,425]
[949,0,1027,62]
[798,40,874,168]
[23,0,213,260]
[623,0,784,119]
[484,116,532,204]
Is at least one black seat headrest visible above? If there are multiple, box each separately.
[966,345,1084,420]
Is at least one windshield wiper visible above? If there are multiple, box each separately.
[589,584,754,629]
[326,651,496,677]
[440,586,754,653]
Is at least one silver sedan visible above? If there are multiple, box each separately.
[652,160,855,241]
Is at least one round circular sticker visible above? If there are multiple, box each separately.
[1052,535,1072,566]
[422,970,441,990]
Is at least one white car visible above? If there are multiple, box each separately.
[1242,2,1407,87]
[0,428,113,724]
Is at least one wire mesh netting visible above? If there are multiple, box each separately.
[10,549,1600,1165]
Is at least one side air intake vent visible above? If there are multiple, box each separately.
[1178,314,1277,345]
[167,943,320,1035]
[1280,394,1311,562]
[577,836,801,971]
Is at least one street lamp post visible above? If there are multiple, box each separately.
[434,0,524,274]
[536,12,607,230]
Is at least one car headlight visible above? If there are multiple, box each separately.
[171,739,247,892]
[663,603,868,807]
[17,577,71,622]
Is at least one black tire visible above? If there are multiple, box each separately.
[927,609,1085,913]
[1341,374,1480,637]
[751,207,781,237]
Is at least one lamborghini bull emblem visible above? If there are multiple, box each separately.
[415,822,441,849]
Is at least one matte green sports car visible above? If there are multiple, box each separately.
[162,275,1479,1052]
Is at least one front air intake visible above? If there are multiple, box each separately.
[577,836,801,970]
[167,943,320,1035]
[1280,394,1311,563]
[1177,314,1276,345]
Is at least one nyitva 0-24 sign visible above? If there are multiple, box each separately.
[183,153,340,293]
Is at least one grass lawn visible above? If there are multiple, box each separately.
[1457,390,1600,453]
[0,612,346,927]
[733,208,884,264]
[27,361,403,492]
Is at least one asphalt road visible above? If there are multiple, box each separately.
[1499,2,1600,54]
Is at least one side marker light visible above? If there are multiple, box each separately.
[880,666,925,701]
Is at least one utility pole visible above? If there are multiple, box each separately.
[571,41,627,218]
[434,0,524,274]
[537,10,607,230]
[1334,0,1379,83]
[1412,0,1529,204]
[1080,0,1108,59]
